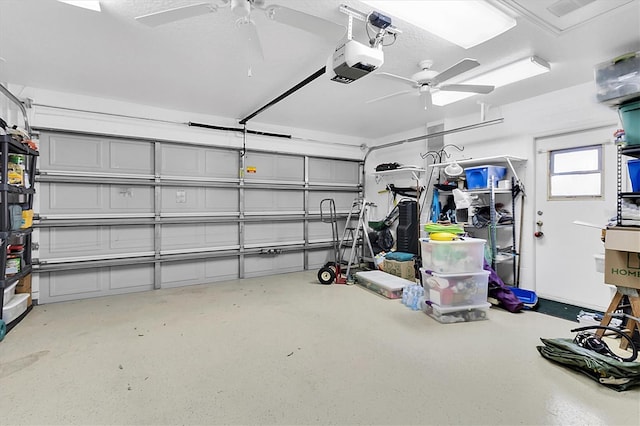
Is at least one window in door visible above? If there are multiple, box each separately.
[549,144,603,198]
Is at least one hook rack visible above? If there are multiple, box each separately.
[420,144,464,163]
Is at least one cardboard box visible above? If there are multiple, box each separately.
[604,227,640,252]
[382,259,415,281]
[604,249,640,289]
[15,273,32,306]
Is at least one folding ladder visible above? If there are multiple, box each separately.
[338,198,377,280]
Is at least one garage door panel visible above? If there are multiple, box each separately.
[161,223,239,250]
[308,248,333,269]
[308,192,356,213]
[161,258,239,288]
[39,226,154,258]
[41,227,102,257]
[309,158,360,184]
[245,189,303,212]
[244,252,303,278]
[245,221,303,245]
[109,140,153,174]
[162,259,203,284]
[308,221,334,242]
[109,186,154,210]
[203,257,239,282]
[309,218,346,242]
[161,186,203,211]
[109,226,154,250]
[41,183,154,214]
[162,187,238,213]
[244,152,303,182]
[161,145,237,178]
[204,188,239,212]
[44,183,103,212]
[40,134,153,175]
[205,149,240,178]
[45,134,102,170]
[40,265,155,303]
[110,265,155,290]
[48,268,102,297]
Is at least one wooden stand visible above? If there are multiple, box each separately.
[596,286,640,351]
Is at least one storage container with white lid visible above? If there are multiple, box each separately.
[420,268,489,307]
[2,292,29,324]
[422,300,491,324]
[3,282,18,307]
[420,237,486,273]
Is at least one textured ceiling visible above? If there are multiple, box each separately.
[0,0,639,139]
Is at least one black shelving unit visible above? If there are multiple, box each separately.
[617,144,640,226]
[463,183,521,286]
[0,133,38,336]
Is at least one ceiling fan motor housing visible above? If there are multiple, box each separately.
[231,0,251,17]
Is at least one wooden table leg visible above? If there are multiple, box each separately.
[619,295,640,351]
[596,291,624,338]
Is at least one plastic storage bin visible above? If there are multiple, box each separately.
[595,53,640,105]
[620,100,640,146]
[420,268,489,307]
[628,159,640,191]
[422,301,491,324]
[355,270,410,299]
[420,237,486,273]
[464,166,507,190]
[2,292,29,324]
[3,282,18,307]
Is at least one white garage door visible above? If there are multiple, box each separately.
[35,131,362,303]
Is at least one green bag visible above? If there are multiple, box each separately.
[537,338,640,391]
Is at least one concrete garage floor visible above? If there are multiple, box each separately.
[1,271,639,425]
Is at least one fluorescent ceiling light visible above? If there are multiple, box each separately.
[432,56,551,106]
[360,0,516,48]
[57,1,101,12]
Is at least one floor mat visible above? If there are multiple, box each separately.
[535,298,588,322]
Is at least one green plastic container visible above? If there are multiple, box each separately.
[619,100,640,145]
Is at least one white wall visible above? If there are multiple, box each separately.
[364,81,621,302]
[9,84,367,159]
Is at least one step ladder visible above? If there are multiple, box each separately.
[338,198,377,281]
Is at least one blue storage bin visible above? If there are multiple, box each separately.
[620,100,640,145]
[464,165,507,190]
[629,159,640,192]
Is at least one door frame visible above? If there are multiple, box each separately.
[533,122,618,309]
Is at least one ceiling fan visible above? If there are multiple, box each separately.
[135,0,345,60]
[367,58,494,108]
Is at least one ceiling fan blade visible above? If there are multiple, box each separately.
[135,3,215,27]
[430,58,480,85]
[376,72,419,87]
[264,5,345,40]
[366,90,414,104]
[439,84,494,94]
[237,19,264,61]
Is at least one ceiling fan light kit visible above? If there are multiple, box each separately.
[57,0,102,12]
[432,56,551,106]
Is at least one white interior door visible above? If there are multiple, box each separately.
[534,125,617,311]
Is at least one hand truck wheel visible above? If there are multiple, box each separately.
[317,266,336,285]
